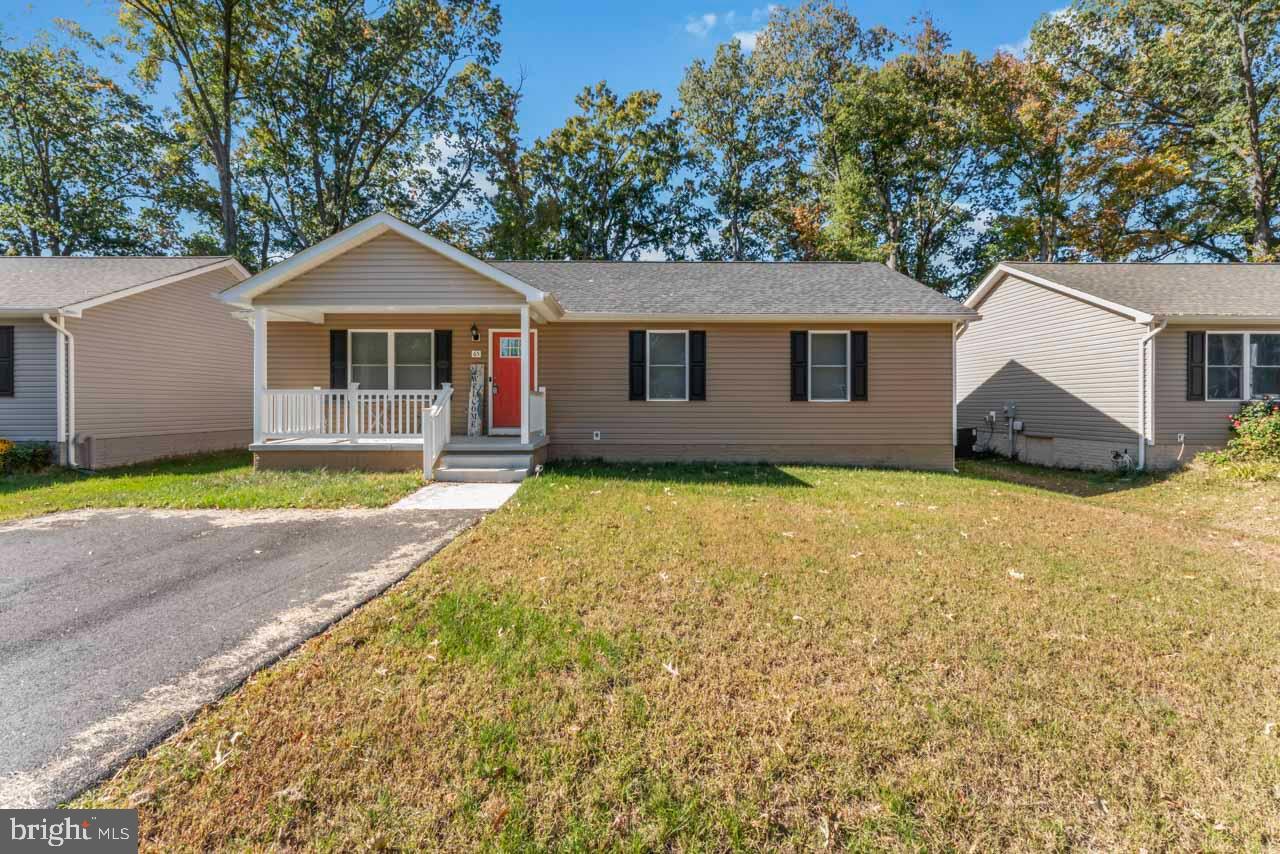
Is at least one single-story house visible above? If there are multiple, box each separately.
[957,262,1280,471]
[0,256,252,468]
[218,213,977,481]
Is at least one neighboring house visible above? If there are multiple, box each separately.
[218,213,976,481]
[0,257,252,468]
[957,262,1280,471]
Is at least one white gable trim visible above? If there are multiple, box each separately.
[965,262,1153,324]
[219,212,553,312]
[60,257,251,317]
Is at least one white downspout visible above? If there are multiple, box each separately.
[1136,319,1166,471]
[952,321,968,471]
[42,312,76,467]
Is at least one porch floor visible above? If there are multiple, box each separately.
[250,433,548,453]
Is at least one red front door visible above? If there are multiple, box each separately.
[490,331,536,431]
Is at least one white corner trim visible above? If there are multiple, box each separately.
[59,258,251,317]
[966,263,1153,324]
[218,212,551,310]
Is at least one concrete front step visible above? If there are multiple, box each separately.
[440,453,533,469]
[434,466,528,483]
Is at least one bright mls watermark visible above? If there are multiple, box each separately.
[1,810,137,852]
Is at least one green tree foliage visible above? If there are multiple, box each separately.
[120,0,264,257]
[978,49,1094,266]
[678,40,797,260]
[1034,0,1280,261]
[496,82,709,260]
[0,38,184,255]
[244,0,509,253]
[749,1,889,259]
[482,84,558,260]
[821,21,996,293]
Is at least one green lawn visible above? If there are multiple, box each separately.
[0,451,422,521]
[77,460,1280,850]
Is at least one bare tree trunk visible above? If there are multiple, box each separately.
[1234,13,1276,260]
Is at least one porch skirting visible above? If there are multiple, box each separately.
[254,447,423,472]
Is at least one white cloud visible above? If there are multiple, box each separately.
[995,35,1032,57]
[685,13,718,37]
[994,7,1069,58]
[684,5,776,46]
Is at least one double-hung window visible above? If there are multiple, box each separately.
[647,331,688,401]
[809,331,849,402]
[348,331,434,390]
[1207,332,1280,400]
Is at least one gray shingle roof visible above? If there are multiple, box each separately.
[0,257,233,311]
[1004,263,1280,319]
[491,261,974,318]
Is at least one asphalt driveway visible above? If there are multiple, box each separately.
[0,503,485,808]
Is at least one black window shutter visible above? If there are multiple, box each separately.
[689,330,706,401]
[0,326,13,397]
[434,330,452,389]
[329,329,348,389]
[790,331,808,401]
[629,330,646,400]
[1186,331,1206,401]
[851,331,868,401]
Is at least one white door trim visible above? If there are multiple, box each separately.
[487,328,538,435]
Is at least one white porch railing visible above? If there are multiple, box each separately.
[422,384,454,478]
[529,386,547,436]
[259,387,446,440]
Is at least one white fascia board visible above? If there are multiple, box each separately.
[58,257,250,318]
[967,263,1153,324]
[1154,314,1280,326]
[219,212,548,308]
[555,311,977,324]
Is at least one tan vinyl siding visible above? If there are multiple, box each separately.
[267,314,518,433]
[267,318,955,469]
[957,274,1146,457]
[256,232,524,307]
[539,322,954,467]
[68,266,251,467]
[1154,322,1280,446]
[0,318,58,441]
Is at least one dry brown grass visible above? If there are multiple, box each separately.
[77,461,1280,851]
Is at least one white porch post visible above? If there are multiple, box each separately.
[519,305,530,445]
[253,307,266,444]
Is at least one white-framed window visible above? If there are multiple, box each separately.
[1208,331,1280,401]
[647,330,688,401]
[1251,333,1280,398]
[348,330,434,390]
[809,331,849,402]
[499,337,520,358]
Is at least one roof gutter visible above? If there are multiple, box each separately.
[1137,319,1167,471]
[42,312,76,468]
[554,311,977,324]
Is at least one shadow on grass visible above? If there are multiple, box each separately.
[0,451,253,496]
[541,459,814,488]
[956,457,1172,498]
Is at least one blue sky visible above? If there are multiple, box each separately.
[8,0,1059,141]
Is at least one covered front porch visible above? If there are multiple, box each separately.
[219,213,563,479]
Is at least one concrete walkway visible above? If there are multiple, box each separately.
[391,481,521,510]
